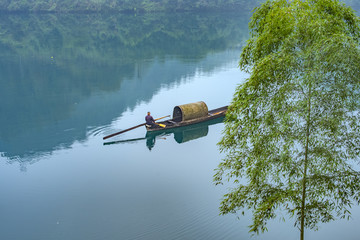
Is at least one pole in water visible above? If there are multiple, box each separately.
[103,115,170,140]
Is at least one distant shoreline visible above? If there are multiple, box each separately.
[0,8,252,14]
[0,0,261,14]
[1,0,357,14]
[0,8,251,14]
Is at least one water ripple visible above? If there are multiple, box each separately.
[87,125,118,138]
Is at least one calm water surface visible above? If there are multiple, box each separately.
[1,10,360,240]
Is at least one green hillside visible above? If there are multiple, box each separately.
[0,0,262,12]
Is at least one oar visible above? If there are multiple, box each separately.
[212,110,227,116]
[103,115,170,140]
[103,137,147,145]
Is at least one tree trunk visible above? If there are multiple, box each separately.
[301,82,312,240]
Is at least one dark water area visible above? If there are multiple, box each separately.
[1,4,360,240]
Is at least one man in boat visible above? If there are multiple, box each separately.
[145,112,156,128]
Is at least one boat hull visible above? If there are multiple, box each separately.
[146,106,227,132]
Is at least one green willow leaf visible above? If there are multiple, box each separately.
[215,1,360,239]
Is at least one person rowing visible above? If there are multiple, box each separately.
[145,112,166,129]
[145,112,157,128]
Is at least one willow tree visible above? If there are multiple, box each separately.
[214,0,360,239]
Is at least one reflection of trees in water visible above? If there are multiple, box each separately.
[0,13,247,164]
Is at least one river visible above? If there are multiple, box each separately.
[1,7,360,240]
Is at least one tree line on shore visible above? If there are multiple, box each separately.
[0,0,263,12]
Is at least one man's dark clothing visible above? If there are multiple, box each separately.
[145,115,155,125]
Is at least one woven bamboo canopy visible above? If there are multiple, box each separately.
[172,101,208,122]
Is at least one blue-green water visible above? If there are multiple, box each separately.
[1,9,360,240]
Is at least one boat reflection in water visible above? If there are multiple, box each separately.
[104,116,225,150]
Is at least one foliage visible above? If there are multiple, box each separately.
[0,0,263,12]
[0,12,249,61]
[215,0,360,239]
[0,0,358,13]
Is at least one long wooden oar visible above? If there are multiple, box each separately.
[103,137,147,145]
[103,115,170,140]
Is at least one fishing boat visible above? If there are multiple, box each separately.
[146,101,228,132]
[103,115,226,149]
[103,101,227,140]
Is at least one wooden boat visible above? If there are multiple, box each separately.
[146,101,228,132]
[104,115,226,149]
